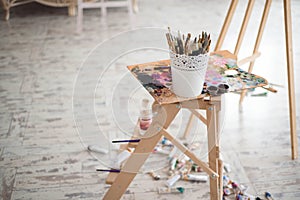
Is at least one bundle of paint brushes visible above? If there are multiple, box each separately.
[166,27,211,56]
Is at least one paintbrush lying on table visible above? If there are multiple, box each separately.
[166,27,211,56]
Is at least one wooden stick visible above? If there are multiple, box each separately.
[189,109,207,125]
[218,159,223,200]
[182,113,195,139]
[237,52,261,66]
[261,85,277,93]
[206,104,219,200]
[161,128,219,178]
[248,0,272,73]
[214,0,239,51]
[234,0,255,55]
[283,0,298,159]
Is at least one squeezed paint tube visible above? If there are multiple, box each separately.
[148,171,161,180]
[182,174,208,182]
[165,174,181,187]
[168,146,177,159]
[223,188,232,196]
[111,149,131,169]
[87,145,108,154]
[265,192,274,200]
[161,138,173,147]
[223,162,231,173]
[170,157,177,170]
[251,92,267,96]
[223,175,231,185]
[153,147,170,155]
[158,187,185,194]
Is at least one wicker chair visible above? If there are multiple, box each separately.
[1,0,76,20]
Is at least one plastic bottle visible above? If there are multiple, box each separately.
[139,99,152,134]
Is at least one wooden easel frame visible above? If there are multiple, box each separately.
[184,0,298,159]
[103,96,224,200]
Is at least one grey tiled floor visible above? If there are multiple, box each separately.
[0,0,300,199]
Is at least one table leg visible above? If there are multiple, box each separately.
[206,104,220,200]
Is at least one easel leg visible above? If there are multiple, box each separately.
[218,159,223,200]
[103,133,162,200]
[283,0,298,160]
[182,113,195,139]
[206,104,220,200]
[103,104,180,199]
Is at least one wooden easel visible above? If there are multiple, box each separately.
[184,0,298,159]
[102,49,272,199]
[103,96,224,200]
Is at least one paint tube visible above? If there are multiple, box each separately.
[170,157,177,170]
[148,171,160,180]
[182,174,208,182]
[223,162,231,173]
[87,145,108,154]
[111,149,131,169]
[265,192,274,200]
[165,174,181,187]
[223,175,231,185]
[158,187,184,194]
[168,146,177,159]
[161,137,173,147]
[153,147,170,155]
[223,188,232,196]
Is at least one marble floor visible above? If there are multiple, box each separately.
[0,0,300,199]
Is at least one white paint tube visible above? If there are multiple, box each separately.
[223,162,231,173]
[168,146,177,159]
[87,145,108,154]
[111,150,131,169]
[158,187,184,194]
[153,147,170,155]
[182,174,208,182]
[165,174,181,187]
[170,157,177,170]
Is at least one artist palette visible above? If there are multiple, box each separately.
[128,50,268,104]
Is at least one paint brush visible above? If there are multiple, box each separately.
[184,33,191,55]
[166,28,211,55]
[96,169,121,173]
[112,139,141,143]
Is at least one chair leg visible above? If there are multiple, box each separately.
[132,0,138,13]
[68,1,76,16]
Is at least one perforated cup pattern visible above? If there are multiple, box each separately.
[169,51,209,72]
[169,51,209,97]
